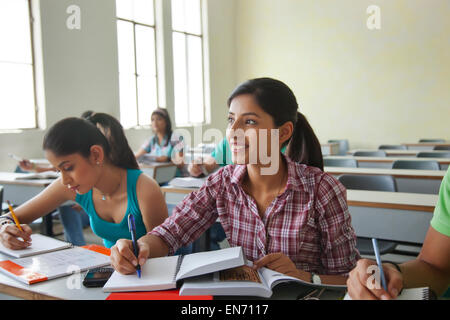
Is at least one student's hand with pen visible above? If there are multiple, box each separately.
[110,238,150,275]
[346,258,403,300]
[0,223,33,250]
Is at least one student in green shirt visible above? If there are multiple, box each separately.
[346,167,450,299]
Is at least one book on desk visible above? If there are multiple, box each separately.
[0,234,110,285]
[103,246,346,298]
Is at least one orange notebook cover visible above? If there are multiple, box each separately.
[106,289,213,300]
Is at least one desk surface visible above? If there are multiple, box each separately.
[0,172,55,187]
[348,149,449,156]
[325,155,450,165]
[324,166,445,180]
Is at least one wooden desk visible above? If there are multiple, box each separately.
[139,162,177,184]
[402,142,450,151]
[347,190,437,244]
[325,166,444,194]
[325,155,450,170]
[348,149,450,157]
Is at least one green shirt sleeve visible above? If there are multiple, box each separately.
[430,168,450,237]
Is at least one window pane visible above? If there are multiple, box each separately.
[133,0,154,25]
[116,20,135,74]
[171,0,185,32]
[172,32,188,126]
[137,75,157,125]
[185,0,201,35]
[135,25,156,77]
[187,35,204,123]
[0,63,35,129]
[115,0,133,20]
[119,73,137,129]
[0,0,32,63]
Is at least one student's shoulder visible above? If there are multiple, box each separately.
[135,169,161,194]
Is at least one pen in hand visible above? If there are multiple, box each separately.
[127,214,141,278]
[372,238,388,292]
[7,201,23,232]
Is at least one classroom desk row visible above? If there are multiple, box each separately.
[347,149,450,157]
[324,166,444,194]
[161,185,437,245]
[325,155,450,170]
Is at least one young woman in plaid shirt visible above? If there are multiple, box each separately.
[111,78,360,285]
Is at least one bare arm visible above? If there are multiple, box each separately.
[134,148,147,160]
[400,226,450,296]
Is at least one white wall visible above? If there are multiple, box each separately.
[0,0,237,171]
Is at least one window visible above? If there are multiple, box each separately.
[116,0,158,128]
[171,0,205,126]
[0,0,36,130]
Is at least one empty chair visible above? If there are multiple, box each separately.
[392,160,440,171]
[378,145,407,150]
[328,139,349,156]
[417,151,450,158]
[323,158,358,168]
[353,150,387,157]
[337,174,398,255]
[419,139,445,143]
[434,145,450,151]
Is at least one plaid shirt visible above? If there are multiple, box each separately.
[150,156,360,275]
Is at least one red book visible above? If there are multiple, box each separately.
[106,289,213,300]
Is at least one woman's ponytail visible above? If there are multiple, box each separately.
[286,112,323,171]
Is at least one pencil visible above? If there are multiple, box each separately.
[6,201,23,232]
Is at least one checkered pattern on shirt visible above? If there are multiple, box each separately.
[150,156,360,275]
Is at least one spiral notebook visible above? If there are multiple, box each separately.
[103,246,245,292]
[344,287,433,300]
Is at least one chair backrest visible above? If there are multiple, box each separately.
[0,186,3,206]
[419,139,445,143]
[337,174,397,192]
[392,160,440,171]
[328,139,349,156]
[323,158,358,168]
[378,145,407,150]
[353,150,387,157]
[417,151,450,158]
[434,146,450,151]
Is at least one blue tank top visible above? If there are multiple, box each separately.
[75,169,147,248]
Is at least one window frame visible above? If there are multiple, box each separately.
[116,0,160,128]
[0,0,38,131]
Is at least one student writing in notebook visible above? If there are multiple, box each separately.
[346,167,450,299]
[111,77,360,285]
[0,114,168,249]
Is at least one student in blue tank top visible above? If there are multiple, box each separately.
[0,114,168,250]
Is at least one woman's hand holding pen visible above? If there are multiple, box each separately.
[0,223,32,250]
[110,238,150,275]
[346,258,404,300]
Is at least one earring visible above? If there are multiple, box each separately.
[96,161,100,165]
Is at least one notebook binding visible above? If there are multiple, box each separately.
[173,255,184,282]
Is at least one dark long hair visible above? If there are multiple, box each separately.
[227,77,324,170]
[151,108,173,147]
[43,115,138,170]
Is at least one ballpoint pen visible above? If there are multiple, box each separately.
[372,238,387,291]
[128,214,141,278]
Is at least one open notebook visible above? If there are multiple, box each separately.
[343,287,434,300]
[103,246,245,292]
[0,245,110,284]
[168,177,207,188]
[0,234,72,258]
[179,263,347,298]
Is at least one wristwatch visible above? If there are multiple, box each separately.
[310,272,321,285]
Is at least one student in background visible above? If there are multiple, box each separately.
[346,167,450,299]
[111,77,358,285]
[0,115,168,249]
[134,108,183,163]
